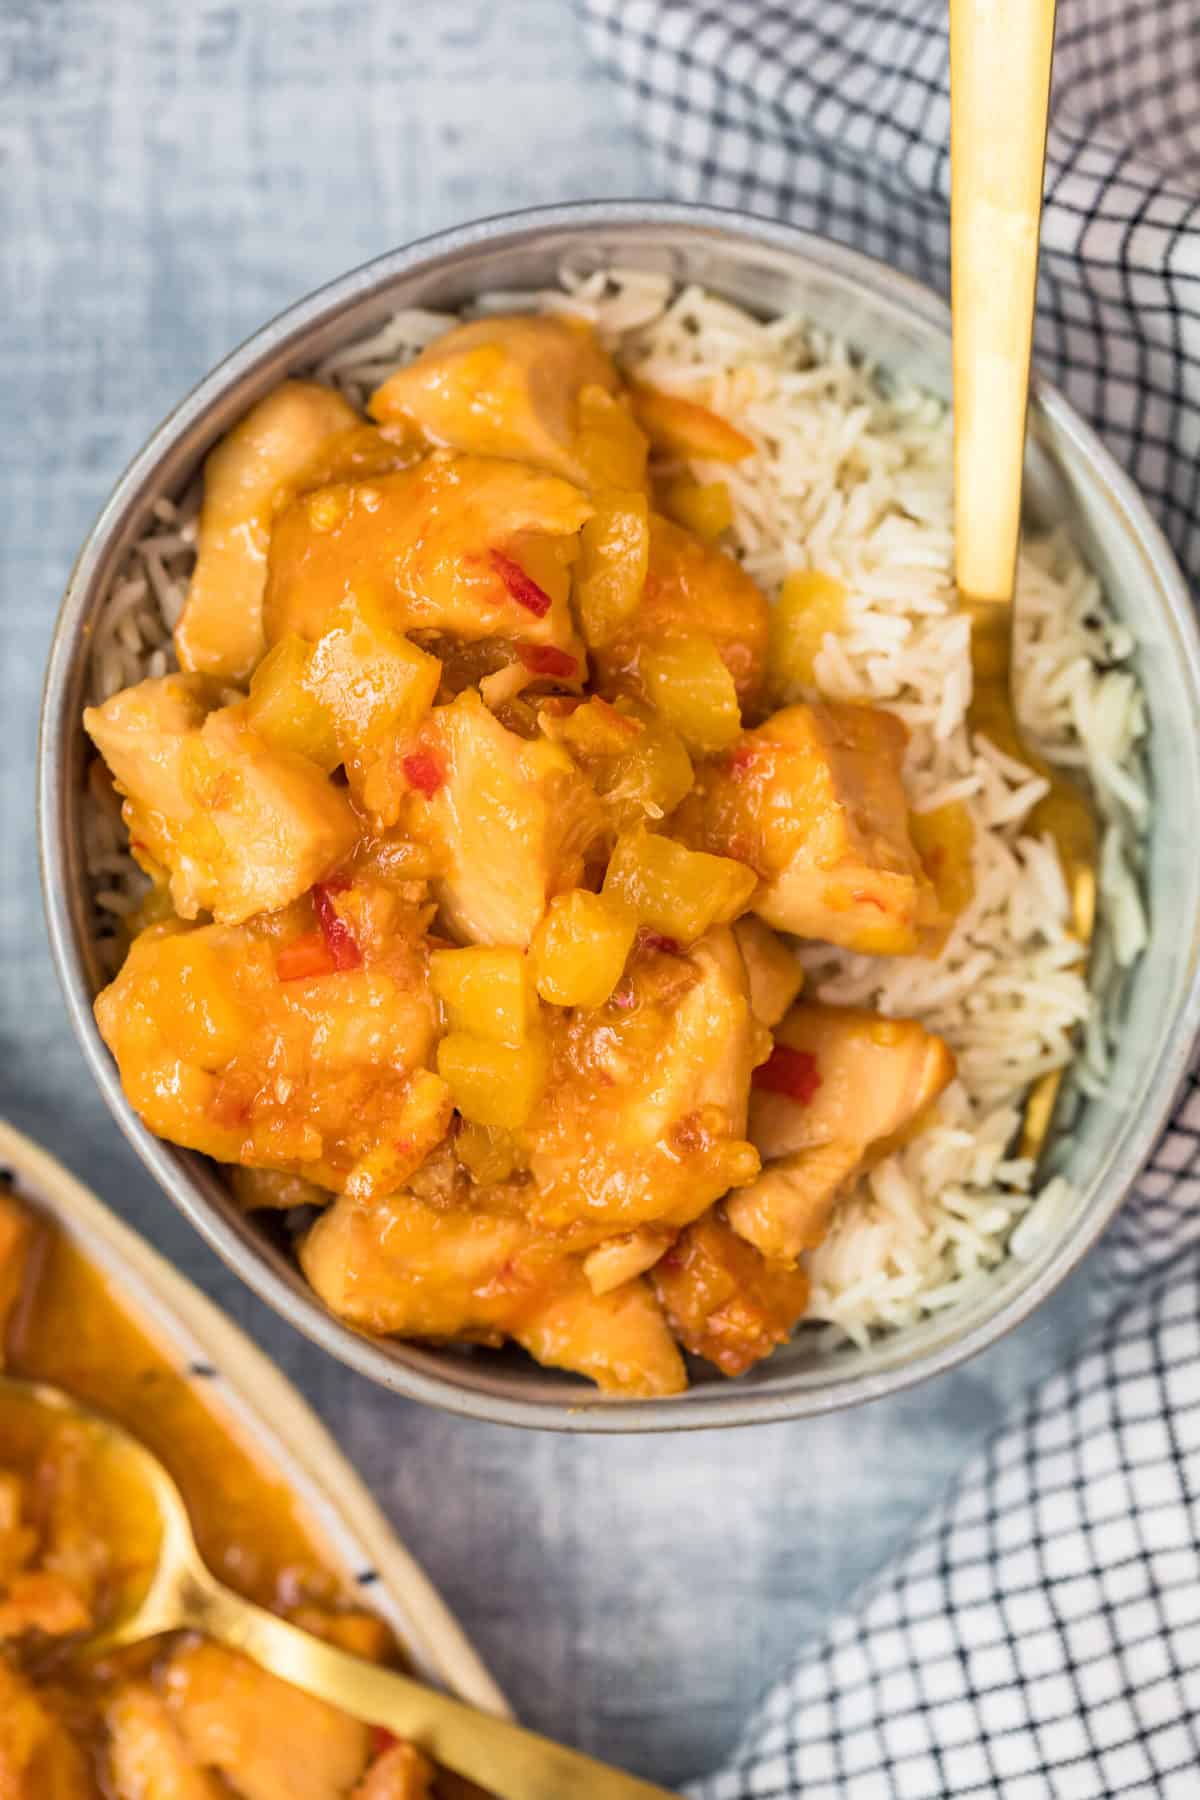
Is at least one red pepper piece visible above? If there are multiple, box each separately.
[402,749,445,796]
[516,642,579,679]
[313,881,362,971]
[370,1726,399,1757]
[752,1044,821,1105]
[489,549,552,617]
[276,930,337,982]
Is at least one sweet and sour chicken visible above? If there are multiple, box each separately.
[86,312,969,1394]
[0,1181,475,1800]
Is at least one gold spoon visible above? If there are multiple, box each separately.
[950,0,1097,1158]
[7,1376,680,1800]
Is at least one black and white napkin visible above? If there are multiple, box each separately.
[578,3,1200,1792]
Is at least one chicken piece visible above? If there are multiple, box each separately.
[591,512,770,708]
[95,895,448,1194]
[407,689,605,947]
[652,1209,811,1377]
[106,1683,225,1800]
[0,1659,91,1800]
[31,1421,112,1617]
[367,313,622,484]
[163,1639,370,1800]
[84,677,358,926]
[300,1188,685,1397]
[728,1002,955,1260]
[353,1742,436,1800]
[582,1227,676,1296]
[520,927,768,1233]
[0,1473,35,1584]
[0,1570,91,1639]
[732,915,803,1028]
[675,701,942,955]
[0,1187,34,1360]
[262,453,591,661]
[176,380,361,682]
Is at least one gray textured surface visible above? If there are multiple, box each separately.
[0,2,1090,1784]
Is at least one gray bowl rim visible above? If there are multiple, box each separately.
[38,197,1200,1432]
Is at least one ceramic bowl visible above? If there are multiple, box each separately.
[39,201,1200,1429]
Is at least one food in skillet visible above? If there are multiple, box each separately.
[82,276,1146,1388]
[0,1178,483,1798]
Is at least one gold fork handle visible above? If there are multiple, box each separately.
[188,1569,681,1800]
[951,0,1057,604]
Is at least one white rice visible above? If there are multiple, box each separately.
[86,267,1148,1349]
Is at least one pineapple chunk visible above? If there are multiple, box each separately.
[640,634,742,755]
[574,489,650,647]
[437,1032,547,1129]
[306,597,441,755]
[368,313,621,482]
[531,889,637,1008]
[573,384,649,492]
[593,512,769,709]
[263,453,590,657]
[176,380,361,683]
[675,701,940,955]
[246,636,341,773]
[910,800,975,954]
[661,477,733,542]
[766,569,846,693]
[430,945,536,1045]
[544,696,694,831]
[602,828,757,943]
[652,1209,811,1377]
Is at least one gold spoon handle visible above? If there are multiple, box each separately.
[187,1566,680,1800]
[951,0,1057,605]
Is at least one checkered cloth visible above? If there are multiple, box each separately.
[578,2,1200,1794]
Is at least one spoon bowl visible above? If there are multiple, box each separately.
[0,1374,679,1799]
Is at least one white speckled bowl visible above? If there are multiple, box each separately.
[0,1118,508,1710]
[39,201,1200,1430]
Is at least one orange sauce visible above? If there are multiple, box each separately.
[3,1208,338,1611]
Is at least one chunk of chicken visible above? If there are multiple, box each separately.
[353,1742,436,1800]
[300,1188,685,1396]
[676,701,942,955]
[520,927,768,1233]
[94,895,448,1194]
[728,1002,955,1260]
[176,380,361,682]
[653,1209,811,1377]
[0,1187,34,1360]
[263,453,590,658]
[84,677,358,925]
[163,1640,370,1800]
[732,915,804,1028]
[408,689,605,947]
[106,1683,225,1800]
[592,512,770,708]
[368,313,623,485]
[0,1660,91,1800]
